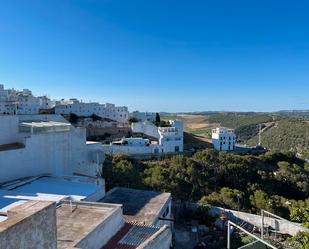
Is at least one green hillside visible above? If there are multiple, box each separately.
[207,112,275,128]
[248,120,309,155]
[207,112,309,157]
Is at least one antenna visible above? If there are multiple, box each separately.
[258,124,262,146]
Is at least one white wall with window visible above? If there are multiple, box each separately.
[54,100,129,123]
[212,127,236,151]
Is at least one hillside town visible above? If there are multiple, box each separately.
[0,85,173,249]
[0,84,308,249]
[1,1,309,248]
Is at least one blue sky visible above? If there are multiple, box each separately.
[0,0,308,112]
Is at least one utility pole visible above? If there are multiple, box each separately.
[258,124,262,146]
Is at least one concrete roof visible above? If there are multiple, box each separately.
[8,176,101,200]
[56,201,121,249]
[0,176,104,211]
[101,187,171,225]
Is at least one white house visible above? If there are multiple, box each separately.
[158,120,184,153]
[54,99,129,123]
[103,120,184,155]
[0,114,104,182]
[212,127,236,151]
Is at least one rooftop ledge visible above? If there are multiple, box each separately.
[0,143,25,152]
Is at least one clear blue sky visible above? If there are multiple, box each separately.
[0,0,308,112]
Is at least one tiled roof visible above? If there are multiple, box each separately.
[102,222,160,249]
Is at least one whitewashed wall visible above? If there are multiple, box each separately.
[131,122,160,139]
[0,115,103,182]
[0,116,21,144]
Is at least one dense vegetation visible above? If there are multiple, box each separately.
[248,119,309,154]
[103,149,309,224]
[207,112,274,129]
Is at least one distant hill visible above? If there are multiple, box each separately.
[207,112,275,128]
[206,112,309,158]
[161,111,309,158]
[247,119,309,157]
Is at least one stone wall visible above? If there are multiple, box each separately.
[0,201,57,249]
[209,206,309,236]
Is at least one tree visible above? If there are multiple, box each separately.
[250,190,274,212]
[103,154,143,190]
[199,187,244,210]
[68,113,79,124]
[128,117,138,123]
[155,112,161,124]
[290,199,309,228]
[90,114,102,121]
[289,232,309,249]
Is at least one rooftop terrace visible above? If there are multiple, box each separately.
[19,121,71,134]
[57,201,121,249]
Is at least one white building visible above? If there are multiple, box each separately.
[212,127,236,151]
[158,120,184,153]
[0,114,104,182]
[130,111,156,122]
[0,84,54,115]
[103,120,184,155]
[0,84,17,114]
[54,99,129,123]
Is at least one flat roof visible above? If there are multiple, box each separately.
[101,187,171,225]
[57,201,121,249]
[9,176,102,200]
[0,176,104,211]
